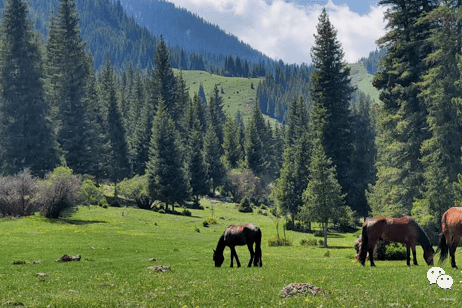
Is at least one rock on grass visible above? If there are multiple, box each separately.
[281,283,325,298]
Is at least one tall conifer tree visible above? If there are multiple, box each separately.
[413,2,462,229]
[99,55,131,188]
[146,99,189,212]
[368,0,435,216]
[0,0,58,176]
[44,0,91,174]
[310,8,355,208]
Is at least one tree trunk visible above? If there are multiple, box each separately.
[323,222,328,247]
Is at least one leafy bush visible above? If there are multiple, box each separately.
[39,167,82,219]
[225,169,272,204]
[268,236,292,246]
[300,238,318,246]
[376,240,407,260]
[79,180,106,207]
[202,216,218,227]
[238,196,253,213]
[182,209,192,216]
[0,169,40,217]
[117,175,150,209]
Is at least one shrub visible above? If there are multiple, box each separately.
[376,240,407,260]
[182,209,192,216]
[79,180,106,207]
[118,175,150,209]
[238,197,253,213]
[300,238,318,246]
[268,236,292,246]
[225,169,272,204]
[0,169,40,217]
[202,216,218,227]
[39,167,82,219]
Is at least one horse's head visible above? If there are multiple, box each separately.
[213,249,224,267]
[424,248,435,266]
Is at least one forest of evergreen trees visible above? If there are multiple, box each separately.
[4,0,462,242]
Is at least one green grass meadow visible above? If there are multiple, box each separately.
[1,199,461,307]
[174,70,264,122]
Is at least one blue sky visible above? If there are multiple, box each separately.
[167,0,387,64]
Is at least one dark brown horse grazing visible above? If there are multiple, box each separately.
[213,224,262,268]
[357,216,434,267]
[437,207,462,269]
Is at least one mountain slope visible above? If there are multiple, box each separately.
[119,0,270,64]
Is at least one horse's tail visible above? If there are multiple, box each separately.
[358,223,369,265]
[437,233,449,263]
[255,227,262,266]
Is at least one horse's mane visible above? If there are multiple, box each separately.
[407,217,433,251]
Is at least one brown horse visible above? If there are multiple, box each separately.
[357,216,434,267]
[213,224,262,267]
[437,207,462,269]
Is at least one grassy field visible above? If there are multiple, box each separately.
[1,199,461,307]
[348,63,381,103]
[174,70,264,122]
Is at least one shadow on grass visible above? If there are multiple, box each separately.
[318,246,353,249]
[49,219,108,225]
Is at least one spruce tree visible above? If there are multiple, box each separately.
[300,98,347,247]
[207,84,226,146]
[413,2,462,229]
[203,108,226,194]
[367,0,435,216]
[183,94,208,206]
[146,99,189,212]
[44,0,91,175]
[151,35,177,119]
[0,0,58,176]
[310,8,355,208]
[99,55,131,188]
[222,115,242,169]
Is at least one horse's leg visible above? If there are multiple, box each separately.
[449,241,459,269]
[406,245,411,266]
[229,246,235,268]
[255,244,262,267]
[411,245,418,266]
[247,243,255,267]
[230,247,241,268]
[368,240,376,267]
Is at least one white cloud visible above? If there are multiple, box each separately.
[167,0,387,64]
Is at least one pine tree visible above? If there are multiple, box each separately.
[183,94,208,206]
[349,91,376,218]
[245,100,274,177]
[222,115,242,169]
[413,2,462,229]
[367,0,435,216]
[146,99,189,212]
[310,8,355,208]
[203,108,226,194]
[151,35,177,119]
[207,84,226,146]
[0,0,58,176]
[300,101,347,247]
[99,55,131,188]
[44,0,91,175]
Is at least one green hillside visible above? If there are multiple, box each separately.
[175,70,265,121]
[348,63,381,103]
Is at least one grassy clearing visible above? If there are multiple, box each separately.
[2,200,460,307]
[348,63,381,103]
[174,70,264,122]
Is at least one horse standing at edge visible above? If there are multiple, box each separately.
[357,216,434,267]
[437,207,462,269]
[213,224,263,268]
